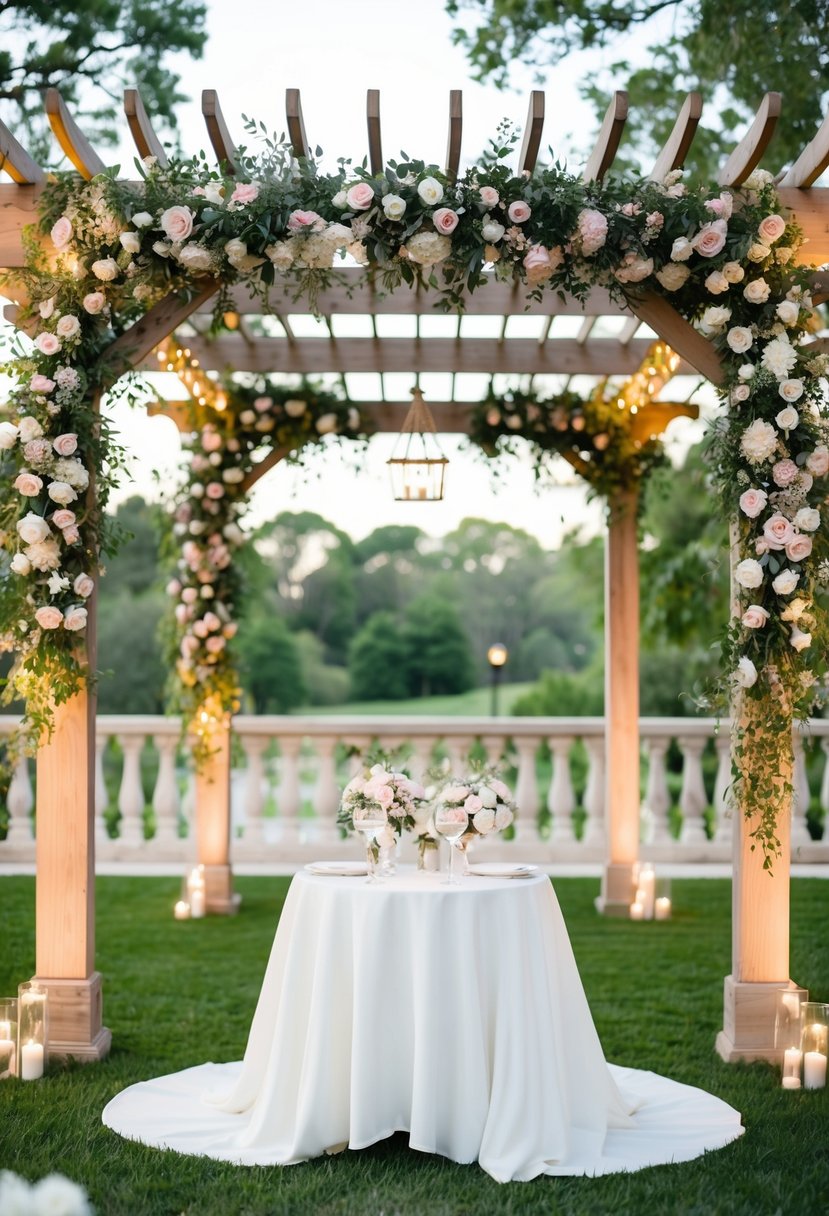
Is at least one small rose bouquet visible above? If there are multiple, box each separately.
[432,770,516,837]
[338,760,426,847]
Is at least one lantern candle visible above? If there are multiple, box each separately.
[800,1003,828,1090]
[637,864,656,919]
[0,1005,15,1079]
[804,1051,827,1090]
[17,982,47,1080]
[629,901,645,921]
[20,1039,44,1081]
[782,1046,802,1089]
[188,866,206,919]
[654,896,672,921]
[174,900,191,920]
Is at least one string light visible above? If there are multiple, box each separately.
[153,336,223,417]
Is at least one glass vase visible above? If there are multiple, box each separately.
[775,989,804,1088]
[18,982,48,1081]
[0,998,17,1079]
[801,1002,828,1090]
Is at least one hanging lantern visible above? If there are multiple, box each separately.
[387,387,448,502]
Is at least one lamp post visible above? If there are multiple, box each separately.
[487,643,508,717]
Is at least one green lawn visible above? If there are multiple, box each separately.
[0,876,826,1216]
[292,682,535,717]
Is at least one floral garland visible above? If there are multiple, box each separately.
[163,379,366,762]
[468,384,666,499]
[0,122,825,859]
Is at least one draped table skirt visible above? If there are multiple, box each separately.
[103,870,743,1182]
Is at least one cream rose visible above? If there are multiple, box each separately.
[91,258,119,281]
[0,421,19,448]
[417,176,444,206]
[655,263,689,292]
[10,553,31,575]
[805,445,829,476]
[315,413,338,435]
[614,253,653,283]
[734,558,764,588]
[35,332,61,356]
[18,416,43,443]
[670,237,693,262]
[120,231,141,254]
[16,512,50,544]
[743,278,771,305]
[63,605,88,632]
[738,364,755,380]
[82,292,106,314]
[35,605,63,630]
[739,487,768,518]
[722,262,745,283]
[705,270,729,295]
[700,305,731,334]
[481,217,505,243]
[775,407,799,432]
[47,481,77,506]
[794,507,820,532]
[382,194,406,220]
[747,243,771,262]
[742,605,769,629]
[772,569,799,595]
[778,380,803,404]
[178,243,214,273]
[131,211,153,227]
[726,326,753,353]
[789,625,812,652]
[776,300,799,326]
[160,205,195,242]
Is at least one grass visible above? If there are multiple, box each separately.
[0,876,827,1216]
[291,682,536,717]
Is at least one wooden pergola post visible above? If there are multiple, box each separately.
[596,488,641,915]
[193,712,238,914]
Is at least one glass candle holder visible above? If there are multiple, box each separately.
[654,876,672,921]
[776,989,804,1088]
[632,863,656,919]
[17,982,48,1081]
[0,998,17,1079]
[800,1002,828,1090]
[187,865,206,919]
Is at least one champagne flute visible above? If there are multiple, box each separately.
[434,805,469,886]
[353,806,388,883]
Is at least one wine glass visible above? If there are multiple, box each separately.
[353,806,389,883]
[434,805,469,886]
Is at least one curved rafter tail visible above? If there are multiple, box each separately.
[366,90,383,176]
[779,107,829,187]
[583,91,628,184]
[445,90,463,180]
[0,115,45,184]
[124,89,169,167]
[45,88,106,179]
[518,91,545,175]
[649,92,703,182]
[286,88,310,160]
[202,90,239,176]
[718,92,781,187]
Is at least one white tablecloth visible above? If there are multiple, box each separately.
[103,869,743,1181]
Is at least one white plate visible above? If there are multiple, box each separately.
[467,863,538,879]
[305,861,368,877]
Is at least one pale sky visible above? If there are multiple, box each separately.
[2,0,715,548]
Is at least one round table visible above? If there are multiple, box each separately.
[103,867,743,1182]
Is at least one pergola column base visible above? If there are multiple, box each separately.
[715,976,808,1063]
[595,862,636,916]
[204,864,241,916]
[34,971,111,1062]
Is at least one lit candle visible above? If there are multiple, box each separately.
[174,900,191,920]
[0,1020,9,1040]
[637,866,656,919]
[629,901,644,921]
[804,1051,827,1089]
[0,1031,14,1078]
[654,897,672,921]
[783,1047,802,1082]
[21,1039,44,1081]
[187,868,206,919]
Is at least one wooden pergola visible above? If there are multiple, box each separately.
[2,83,828,1067]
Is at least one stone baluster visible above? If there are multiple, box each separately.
[152,734,181,848]
[712,732,733,845]
[548,737,576,845]
[409,737,436,785]
[94,734,110,847]
[513,737,540,844]
[678,735,709,846]
[4,754,34,848]
[791,731,813,850]
[277,737,302,845]
[582,736,606,847]
[314,736,341,845]
[444,736,471,776]
[117,735,146,847]
[643,738,672,845]
[240,736,268,847]
[481,734,505,769]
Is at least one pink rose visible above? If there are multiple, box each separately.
[56,314,80,340]
[758,214,786,243]
[230,181,259,206]
[739,488,768,518]
[83,292,106,315]
[346,182,375,211]
[52,509,76,529]
[50,217,73,249]
[432,207,459,234]
[806,445,829,476]
[181,587,198,604]
[180,635,199,658]
[53,433,78,457]
[693,219,727,257]
[62,525,80,544]
[742,605,770,629]
[786,534,813,562]
[577,207,608,255]
[507,200,531,223]
[63,605,87,632]
[253,395,272,414]
[479,186,500,207]
[205,482,225,499]
[35,332,61,356]
[523,243,563,286]
[73,573,94,597]
[160,206,195,242]
[175,604,190,625]
[14,472,43,496]
[30,374,55,394]
[772,459,799,487]
[201,428,223,453]
[287,209,323,232]
[35,605,63,629]
[193,619,209,639]
[763,513,796,549]
[205,634,226,654]
[463,794,483,815]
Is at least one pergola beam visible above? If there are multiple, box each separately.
[649,92,702,182]
[161,334,696,377]
[124,89,169,167]
[202,90,239,175]
[0,116,45,184]
[44,89,106,179]
[583,91,628,183]
[718,92,781,187]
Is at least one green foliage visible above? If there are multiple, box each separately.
[348,612,411,701]
[446,1,829,181]
[402,594,476,697]
[511,668,604,716]
[236,615,305,714]
[97,591,166,714]
[0,1,208,163]
[292,632,350,707]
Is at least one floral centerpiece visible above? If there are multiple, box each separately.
[338,760,426,858]
[432,771,516,840]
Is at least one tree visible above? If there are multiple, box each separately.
[236,614,305,714]
[97,590,166,713]
[348,612,411,701]
[0,1,208,162]
[446,1,829,180]
[402,595,476,697]
[101,495,163,597]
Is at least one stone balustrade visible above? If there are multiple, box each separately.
[1,714,827,865]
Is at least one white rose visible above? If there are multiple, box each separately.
[18,416,43,442]
[417,176,444,205]
[10,553,31,574]
[120,231,141,254]
[494,805,514,830]
[778,379,803,403]
[743,278,771,304]
[738,364,755,380]
[734,657,758,688]
[655,262,690,291]
[477,785,497,808]
[47,480,77,505]
[772,569,799,595]
[670,237,693,262]
[705,270,729,294]
[775,405,799,431]
[152,240,171,258]
[726,326,753,353]
[735,558,764,588]
[16,512,51,544]
[177,243,213,273]
[747,243,771,262]
[91,258,119,281]
[0,421,19,448]
[332,190,348,209]
[382,194,406,220]
[131,211,153,227]
[722,262,745,283]
[472,808,496,834]
[315,413,338,435]
[776,300,799,326]
[700,305,731,334]
[794,507,820,531]
[481,218,506,243]
[284,399,307,418]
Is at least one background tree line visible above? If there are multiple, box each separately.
[96,441,730,717]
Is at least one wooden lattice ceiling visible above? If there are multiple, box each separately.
[2,85,829,432]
